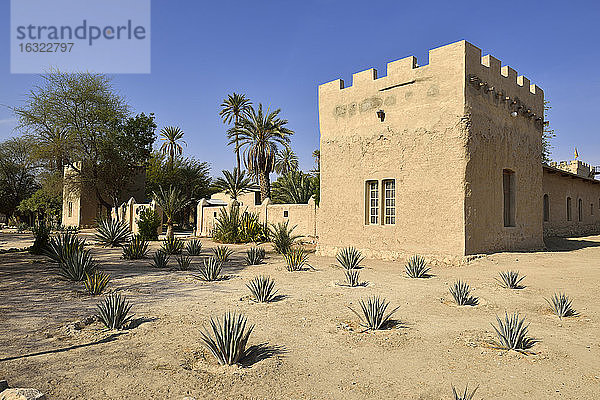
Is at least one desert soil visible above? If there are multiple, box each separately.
[0,231,599,399]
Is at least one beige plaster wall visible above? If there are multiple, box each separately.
[316,41,470,258]
[463,43,545,253]
[542,168,600,237]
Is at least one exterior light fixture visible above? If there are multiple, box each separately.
[510,111,518,117]
[376,109,385,122]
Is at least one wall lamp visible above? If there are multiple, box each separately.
[376,109,385,122]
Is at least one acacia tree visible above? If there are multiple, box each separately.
[231,104,293,202]
[14,71,156,216]
[0,137,39,218]
[219,93,252,171]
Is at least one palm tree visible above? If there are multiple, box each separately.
[152,186,191,240]
[272,171,314,204]
[159,126,186,165]
[274,146,299,175]
[230,104,294,203]
[219,93,252,171]
[213,167,257,202]
[312,149,320,173]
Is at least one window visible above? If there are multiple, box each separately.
[543,194,549,222]
[283,210,289,218]
[591,203,594,216]
[383,180,395,224]
[366,180,379,225]
[566,197,572,221]
[578,198,583,222]
[68,202,73,218]
[254,191,261,206]
[503,170,516,227]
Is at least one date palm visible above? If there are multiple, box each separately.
[214,167,257,202]
[159,126,186,165]
[274,146,299,175]
[152,186,192,240]
[219,93,252,171]
[231,104,294,203]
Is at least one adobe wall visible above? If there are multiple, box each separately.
[463,43,545,253]
[316,41,470,259]
[542,167,600,237]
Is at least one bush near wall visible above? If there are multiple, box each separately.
[137,208,161,241]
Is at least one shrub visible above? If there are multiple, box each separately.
[176,254,192,271]
[283,247,309,271]
[212,205,266,244]
[496,270,526,289]
[122,235,149,260]
[336,247,364,270]
[451,385,478,400]
[30,221,51,255]
[344,269,361,287]
[449,280,478,306]
[97,292,133,330]
[212,245,233,263]
[59,249,96,281]
[185,239,203,256]
[246,275,278,302]
[269,221,301,254]
[239,211,268,243]
[348,296,399,330]
[150,250,169,268]
[161,236,184,255]
[545,292,577,319]
[405,255,430,278]
[245,247,265,265]
[197,257,222,281]
[491,312,537,352]
[137,208,161,240]
[95,218,131,247]
[46,232,86,263]
[83,271,110,295]
[199,312,254,365]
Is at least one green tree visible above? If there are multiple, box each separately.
[274,146,299,175]
[213,167,257,202]
[271,171,314,204]
[0,137,39,218]
[153,186,192,240]
[231,104,294,202]
[542,101,556,164]
[159,126,186,166]
[18,187,61,224]
[219,93,252,171]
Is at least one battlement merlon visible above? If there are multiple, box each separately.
[318,40,544,113]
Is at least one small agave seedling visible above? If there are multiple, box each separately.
[83,271,110,295]
[405,255,430,278]
[348,296,399,330]
[545,292,577,319]
[212,245,233,263]
[245,247,265,265]
[199,312,254,365]
[246,275,278,302]
[496,270,526,289]
[196,257,223,281]
[451,385,479,400]
[149,250,169,268]
[185,239,203,256]
[176,254,192,271]
[449,280,478,306]
[336,247,364,270]
[490,312,537,353]
[97,292,133,330]
[284,247,310,271]
[344,269,361,287]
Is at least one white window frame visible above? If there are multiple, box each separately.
[383,179,396,225]
[366,180,379,225]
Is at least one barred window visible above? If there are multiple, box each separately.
[383,180,395,224]
[68,202,73,218]
[366,181,379,225]
[566,197,572,221]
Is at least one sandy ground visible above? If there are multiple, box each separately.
[0,231,599,399]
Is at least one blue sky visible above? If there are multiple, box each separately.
[1,0,599,174]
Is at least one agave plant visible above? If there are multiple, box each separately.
[545,292,577,319]
[175,254,192,271]
[97,292,134,330]
[45,232,86,264]
[449,280,479,306]
[83,271,110,295]
[269,221,302,254]
[348,296,400,330]
[451,385,478,400]
[185,239,203,256]
[95,218,131,247]
[196,257,223,281]
[496,270,526,289]
[246,275,278,302]
[344,269,361,287]
[149,250,170,268]
[405,255,430,278]
[336,247,364,270]
[122,235,149,260]
[491,312,537,352]
[245,247,265,265]
[284,247,309,271]
[199,312,254,365]
[212,245,233,263]
[161,236,184,255]
[59,249,96,281]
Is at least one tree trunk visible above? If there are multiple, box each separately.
[258,170,270,203]
[166,219,174,240]
[234,115,241,171]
